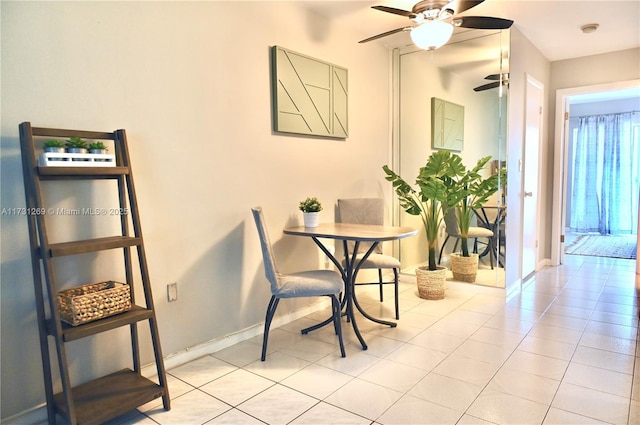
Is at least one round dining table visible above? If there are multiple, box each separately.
[284,222,417,350]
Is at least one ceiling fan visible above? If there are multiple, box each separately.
[473,73,509,92]
[360,0,513,50]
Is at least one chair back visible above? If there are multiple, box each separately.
[444,207,461,237]
[251,207,280,294]
[337,198,384,254]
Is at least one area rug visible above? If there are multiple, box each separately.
[565,234,637,259]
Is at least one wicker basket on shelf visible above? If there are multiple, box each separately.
[58,281,131,326]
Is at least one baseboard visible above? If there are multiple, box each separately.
[145,298,331,374]
[537,257,551,270]
[1,405,48,425]
[2,299,330,425]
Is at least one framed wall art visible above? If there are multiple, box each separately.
[271,46,348,139]
[431,97,464,151]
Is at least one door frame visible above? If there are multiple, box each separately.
[551,79,640,265]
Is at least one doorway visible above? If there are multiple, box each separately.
[551,79,640,266]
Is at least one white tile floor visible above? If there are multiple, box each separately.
[110,255,638,425]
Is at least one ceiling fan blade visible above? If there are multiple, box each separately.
[359,27,410,43]
[473,81,501,91]
[485,73,509,81]
[450,0,485,14]
[473,80,509,92]
[372,5,416,18]
[456,16,514,30]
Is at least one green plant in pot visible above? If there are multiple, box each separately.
[438,152,503,282]
[88,141,107,154]
[65,137,90,162]
[299,197,322,228]
[383,150,454,299]
[43,139,65,153]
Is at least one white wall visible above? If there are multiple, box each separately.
[0,1,391,419]
[503,27,551,291]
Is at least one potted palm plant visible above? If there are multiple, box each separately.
[299,197,322,228]
[439,152,503,282]
[383,150,454,299]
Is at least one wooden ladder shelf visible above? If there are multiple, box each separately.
[19,122,170,425]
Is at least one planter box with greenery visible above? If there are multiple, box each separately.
[38,138,116,167]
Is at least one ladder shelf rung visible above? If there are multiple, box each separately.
[53,369,165,425]
[47,306,154,342]
[38,166,129,179]
[46,236,142,257]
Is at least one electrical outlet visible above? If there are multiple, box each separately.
[167,282,178,302]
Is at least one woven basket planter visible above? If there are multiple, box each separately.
[416,266,447,300]
[450,253,479,283]
[58,281,131,326]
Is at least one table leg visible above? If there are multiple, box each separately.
[299,238,399,350]
[299,237,367,350]
[350,242,397,329]
[342,240,367,350]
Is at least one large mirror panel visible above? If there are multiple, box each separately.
[393,29,509,288]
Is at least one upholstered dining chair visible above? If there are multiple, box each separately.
[438,208,495,268]
[337,198,401,319]
[251,207,345,360]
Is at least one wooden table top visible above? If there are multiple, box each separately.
[284,222,417,242]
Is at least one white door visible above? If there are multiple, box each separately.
[521,75,543,278]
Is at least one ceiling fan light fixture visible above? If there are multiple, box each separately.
[410,20,454,50]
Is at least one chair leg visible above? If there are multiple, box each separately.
[393,268,399,320]
[331,295,346,357]
[378,269,384,302]
[438,235,451,264]
[261,296,279,361]
[488,237,494,269]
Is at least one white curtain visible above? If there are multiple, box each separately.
[570,112,639,235]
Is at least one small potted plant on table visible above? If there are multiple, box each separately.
[383,150,453,299]
[299,197,322,228]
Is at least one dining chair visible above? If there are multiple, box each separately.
[337,198,401,319]
[251,207,345,360]
[438,208,495,268]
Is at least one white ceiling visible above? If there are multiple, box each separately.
[298,0,640,62]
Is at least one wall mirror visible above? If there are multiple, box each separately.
[393,29,509,288]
